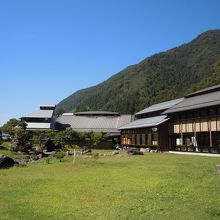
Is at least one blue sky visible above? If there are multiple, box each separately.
[0,0,220,125]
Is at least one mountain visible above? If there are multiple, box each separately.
[56,30,220,116]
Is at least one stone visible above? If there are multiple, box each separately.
[32,155,40,161]
[112,151,119,156]
[81,146,92,154]
[127,148,144,156]
[115,145,122,150]
[140,148,149,153]
[43,150,56,156]
[0,154,15,168]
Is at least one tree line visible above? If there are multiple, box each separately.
[0,119,104,152]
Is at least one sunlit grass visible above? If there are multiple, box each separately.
[0,152,220,219]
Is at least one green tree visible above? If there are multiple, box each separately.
[32,130,44,148]
[43,130,56,139]
[77,132,88,141]
[54,131,66,148]
[90,132,104,148]
[11,127,30,152]
[63,129,79,147]
[1,119,27,137]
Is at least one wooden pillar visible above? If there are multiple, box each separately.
[209,131,213,148]
[180,122,183,147]
[193,120,197,152]
[209,120,212,153]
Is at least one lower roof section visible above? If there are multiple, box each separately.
[135,98,183,116]
[119,115,169,130]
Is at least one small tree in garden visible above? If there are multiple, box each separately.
[56,151,65,162]
[54,131,66,148]
[63,128,78,147]
[33,130,44,148]
[77,132,87,141]
[1,118,27,137]
[11,127,30,152]
[43,130,56,139]
[90,132,104,148]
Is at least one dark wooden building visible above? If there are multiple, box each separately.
[120,98,183,151]
[163,84,220,154]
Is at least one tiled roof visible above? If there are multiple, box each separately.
[22,110,54,118]
[119,115,169,130]
[163,90,220,114]
[135,98,183,116]
[186,84,220,98]
[56,114,132,133]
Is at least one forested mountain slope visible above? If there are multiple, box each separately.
[56,30,220,116]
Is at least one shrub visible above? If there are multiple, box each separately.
[56,151,66,162]
[90,132,104,148]
[45,155,53,164]
[73,145,80,150]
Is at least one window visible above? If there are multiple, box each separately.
[152,132,158,146]
[195,119,201,132]
[181,121,186,133]
[201,119,208,132]
[210,117,217,131]
[176,138,182,146]
[217,117,220,131]
[173,121,180,133]
[186,120,193,132]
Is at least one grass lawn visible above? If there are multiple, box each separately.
[0,152,220,220]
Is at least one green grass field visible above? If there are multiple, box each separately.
[0,152,220,220]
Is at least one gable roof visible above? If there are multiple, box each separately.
[22,110,54,119]
[135,98,183,116]
[163,90,220,114]
[119,115,169,130]
[56,114,132,133]
[186,84,220,98]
